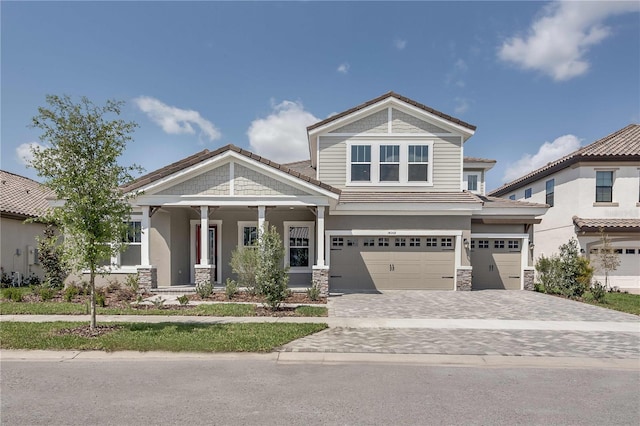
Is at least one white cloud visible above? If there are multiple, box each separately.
[133,96,221,142]
[247,100,319,163]
[337,63,350,74]
[394,38,407,50]
[454,58,468,72]
[503,134,582,182]
[454,98,470,115]
[498,1,639,81]
[16,142,46,166]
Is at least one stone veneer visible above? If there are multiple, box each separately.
[312,266,329,297]
[195,265,216,287]
[137,267,157,290]
[456,268,472,291]
[523,269,535,291]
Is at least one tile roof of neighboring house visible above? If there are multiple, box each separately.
[473,194,548,209]
[572,216,640,233]
[338,191,481,204]
[307,91,477,132]
[464,157,496,164]
[489,124,640,197]
[0,170,53,219]
[121,144,341,195]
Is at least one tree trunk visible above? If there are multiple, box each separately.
[90,269,96,330]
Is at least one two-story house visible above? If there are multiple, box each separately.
[87,92,548,295]
[489,124,640,292]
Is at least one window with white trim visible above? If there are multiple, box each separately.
[467,174,478,191]
[408,145,429,182]
[351,145,371,182]
[284,222,314,272]
[120,221,142,266]
[380,145,400,182]
[237,221,267,248]
[595,171,614,203]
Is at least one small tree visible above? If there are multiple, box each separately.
[230,243,259,295]
[30,95,141,329]
[593,228,620,290]
[255,225,289,310]
[535,238,592,298]
[37,224,68,288]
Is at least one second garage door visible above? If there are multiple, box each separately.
[329,236,456,292]
[470,238,522,290]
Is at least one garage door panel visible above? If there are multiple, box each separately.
[471,239,522,290]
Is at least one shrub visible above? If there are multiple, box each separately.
[37,224,68,288]
[125,273,140,293]
[195,280,213,299]
[177,294,190,306]
[106,279,122,294]
[535,239,592,299]
[37,286,56,302]
[95,291,106,308]
[113,287,136,302]
[150,296,165,309]
[64,285,79,302]
[2,287,24,302]
[591,280,607,303]
[230,245,259,295]
[306,283,320,301]
[24,274,41,287]
[256,225,290,310]
[535,254,562,294]
[225,278,238,300]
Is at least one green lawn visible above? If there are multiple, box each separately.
[0,301,327,317]
[0,321,327,352]
[582,292,640,315]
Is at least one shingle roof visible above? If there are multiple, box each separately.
[489,124,640,197]
[0,170,53,219]
[338,191,481,204]
[572,216,640,233]
[121,144,341,195]
[307,91,477,132]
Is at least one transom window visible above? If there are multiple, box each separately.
[441,238,452,247]
[508,240,519,249]
[346,238,358,247]
[351,145,371,182]
[378,238,389,247]
[425,237,438,247]
[409,237,421,247]
[332,237,344,247]
[595,171,613,203]
[380,145,400,182]
[478,240,489,249]
[363,238,375,247]
[494,240,505,249]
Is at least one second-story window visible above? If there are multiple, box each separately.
[595,171,613,203]
[467,175,478,191]
[408,145,429,182]
[546,179,555,207]
[380,145,400,182]
[351,145,371,181]
[525,188,532,199]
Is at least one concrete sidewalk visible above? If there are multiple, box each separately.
[1,314,638,332]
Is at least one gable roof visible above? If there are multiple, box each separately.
[573,216,640,233]
[0,170,53,219]
[121,144,341,195]
[307,91,477,132]
[489,124,640,197]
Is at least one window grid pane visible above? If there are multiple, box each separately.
[468,175,478,191]
[596,171,613,202]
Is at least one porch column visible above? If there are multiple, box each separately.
[257,205,266,235]
[316,206,325,267]
[137,205,157,289]
[199,206,208,265]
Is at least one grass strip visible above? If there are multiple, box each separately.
[0,321,327,352]
[582,292,640,316]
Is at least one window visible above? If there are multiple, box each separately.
[408,145,429,182]
[478,240,489,249]
[441,238,452,247]
[525,188,532,199]
[351,145,371,182]
[394,237,406,247]
[285,222,314,271]
[614,248,623,254]
[240,224,258,247]
[509,194,516,200]
[380,145,400,182]
[378,238,389,247]
[595,171,613,203]
[467,175,478,191]
[363,238,375,247]
[332,237,344,247]
[508,240,519,249]
[470,240,475,249]
[425,237,438,247]
[494,240,505,249]
[346,238,358,247]
[546,179,555,207]
[120,221,142,266]
[409,237,421,247]
[625,249,636,254]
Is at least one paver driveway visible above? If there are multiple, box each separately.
[329,290,639,321]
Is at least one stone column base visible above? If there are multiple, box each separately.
[312,266,329,297]
[137,266,157,290]
[523,269,535,291]
[456,268,472,291]
[195,265,216,287]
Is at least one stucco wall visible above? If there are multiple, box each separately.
[0,217,46,280]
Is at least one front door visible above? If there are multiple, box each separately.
[196,224,217,282]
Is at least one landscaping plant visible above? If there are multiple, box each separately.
[535,238,592,298]
[230,243,259,295]
[225,278,238,300]
[256,225,290,310]
[195,280,213,299]
[177,294,190,306]
[593,228,620,291]
[37,224,68,288]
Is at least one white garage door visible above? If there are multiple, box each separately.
[470,238,522,290]
[329,236,456,292]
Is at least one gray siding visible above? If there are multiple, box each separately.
[234,164,309,196]
[318,135,348,186]
[392,109,448,133]
[157,164,230,196]
[329,109,388,134]
[432,136,463,192]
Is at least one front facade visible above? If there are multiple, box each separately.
[489,124,640,292]
[0,170,52,283]
[105,92,547,294]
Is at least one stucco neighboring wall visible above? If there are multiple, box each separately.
[0,217,46,280]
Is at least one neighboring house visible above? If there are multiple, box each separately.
[0,170,52,283]
[489,124,640,292]
[88,92,548,294]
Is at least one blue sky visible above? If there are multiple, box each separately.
[2,1,639,191]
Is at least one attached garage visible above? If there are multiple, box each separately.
[329,236,456,292]
[470,238,522,290]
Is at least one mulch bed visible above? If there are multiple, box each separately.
[52,324,122,338]
[189,292,327,305]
